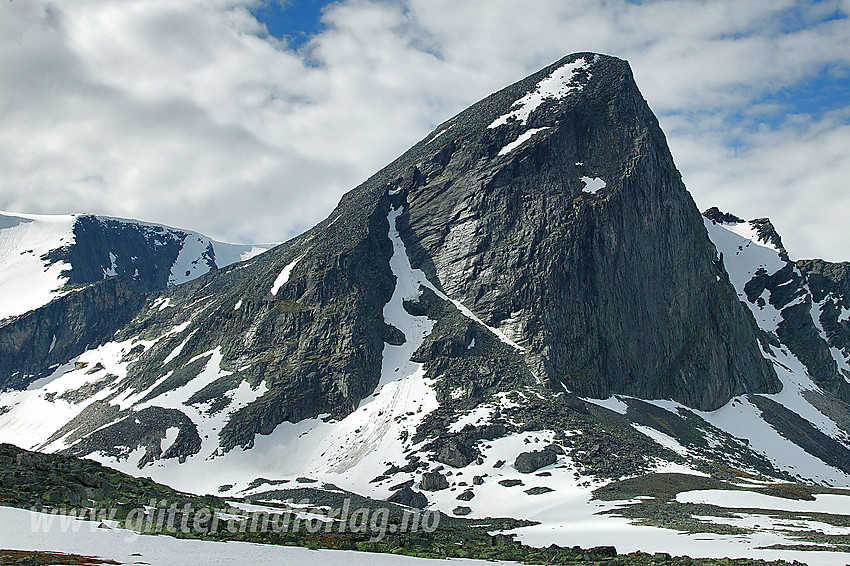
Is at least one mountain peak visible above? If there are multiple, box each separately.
[376,52,778,410]
[703,207,787,257]
[5,56,850,563]
[1,51,790,487]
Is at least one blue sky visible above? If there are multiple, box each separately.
[0,0,848,260]
[763,67,850,120]
[257,0,850,128]
[251,0,328,49]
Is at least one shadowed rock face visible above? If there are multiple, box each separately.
[0,278,145,390]
[393,53,779,409]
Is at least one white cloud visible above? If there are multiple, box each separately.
[670,109,850,260]
[0,0,848,260]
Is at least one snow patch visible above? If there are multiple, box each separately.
[448,403,495,433]
[498,127,549,156]
[584,395,628,415]
[427,124,453,144]
[169,235,212,286]
[102,252,118,278]
[160,426,180,455]
[0,211,77,320]
[703,217,787,331]
[489,57,592,129]
[223,244,270,263]
[0,337,157,451]
[698,394,850,485]
[581,176,606,194]
[162,329,197,366]
[679,489,850,514]
[270,255,304,296]
[0,506,524,566]
[631,424,689,456]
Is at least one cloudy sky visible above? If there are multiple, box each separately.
[1,0,848,260]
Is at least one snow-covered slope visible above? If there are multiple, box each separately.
[0,212,77,321]
[0,211,271,321]
[694,211,850,484]
[0,506,522,566]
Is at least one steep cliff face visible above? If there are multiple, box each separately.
[0,278,145,390]
[393,53,778,409]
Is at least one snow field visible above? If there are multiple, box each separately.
[0,211,77,320]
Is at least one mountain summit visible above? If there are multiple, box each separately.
[386,52,779,409]
[2,55,850,552]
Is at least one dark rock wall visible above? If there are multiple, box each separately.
[0,278,145,390]
[392,54,778,410]
[42,215,188,293]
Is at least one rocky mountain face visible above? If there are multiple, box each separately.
[0,213,269,389]
[0,278,144,391]
[1,53,849,527]
[703,207,850,399]
[702,209,850,470]
[395,54,777,409]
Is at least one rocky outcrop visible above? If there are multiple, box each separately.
[62,406,202,467]
[387,486,429,508]
[749,218,787,257]
[0,443,221,511]
[798,259,850,356]
[703,207,743,225]
[0,278,144,390]
[42,215,186,293]
[420,471,449,491]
